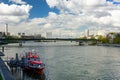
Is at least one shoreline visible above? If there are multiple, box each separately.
[97,44,120,47]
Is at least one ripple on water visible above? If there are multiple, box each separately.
[2,43,120,80]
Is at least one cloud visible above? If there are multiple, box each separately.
[44,0,120,37]
[0,3,32,24]
[46,0,107,14]
[9,0,26,4]
[46,0,58,8]
[7,10,120,37]
[1,0,120,38]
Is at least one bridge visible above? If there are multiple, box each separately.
[0,38,98,46]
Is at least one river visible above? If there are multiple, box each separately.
[1,42,120,80]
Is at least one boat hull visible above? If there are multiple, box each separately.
[23,67,44,75]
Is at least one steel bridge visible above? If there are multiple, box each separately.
[0,38,98,46]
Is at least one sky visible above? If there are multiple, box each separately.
[0,0,120,38]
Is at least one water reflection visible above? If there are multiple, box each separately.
[10,68,45,80]
[2,42,120,80]
[23,71,45,80]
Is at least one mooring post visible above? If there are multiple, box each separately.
[2,46,4,52]
[78,41,81,45]
[19,42,22,47]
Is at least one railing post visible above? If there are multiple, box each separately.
[19,42,22,47]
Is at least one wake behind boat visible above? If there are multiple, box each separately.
[7,51,45,75]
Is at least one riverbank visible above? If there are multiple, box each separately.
[0,41,8,45]
[97,44,120,47]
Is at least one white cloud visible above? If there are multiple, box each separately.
[110,10,120,26]
[44,0,120,37]
[82,0,106,6]
[46,0,107,14]
[0,3,32,24]
[9,0,26,4]
[46,0,58,8]
[1,0,120,38]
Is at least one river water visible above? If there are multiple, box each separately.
[1,42,120,80]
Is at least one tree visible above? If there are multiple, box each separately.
[113,36,120,43]
[98,35,109,43]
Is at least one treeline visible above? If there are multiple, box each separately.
[95,32,120,44]
[80,32,120,44]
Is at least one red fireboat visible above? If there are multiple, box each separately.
[21,51,45,75]
[7,51,45,75]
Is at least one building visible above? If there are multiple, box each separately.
[22,33,25,36]
[87,30,89,37]
[18,33,25,38]
[46,32,52,38]
[0,32,5,39]
[21,35,34,39]
[34,34,41,39]
[18,33,21,38]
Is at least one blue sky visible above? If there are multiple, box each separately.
[1,0,59,18]
[0,0,120,37]
[106,0,120,4]
[24,0,59,18]
[1,0,120,19]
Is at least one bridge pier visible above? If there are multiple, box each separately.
[2,46,4,52]
[78,41,84,45]
[19,42,22,47]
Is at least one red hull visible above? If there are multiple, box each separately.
[23,67,44,75]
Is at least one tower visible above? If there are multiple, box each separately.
[46,32,52,38]
[87,29,89,37]
[5,24,8,36]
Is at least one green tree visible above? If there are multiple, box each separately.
[5,36,18,43]
[98,35,109,43]
[113,36,120,43]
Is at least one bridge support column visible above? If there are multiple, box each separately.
[2,46,4,52]
[19,42,22,47]
[78,41,84,45]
